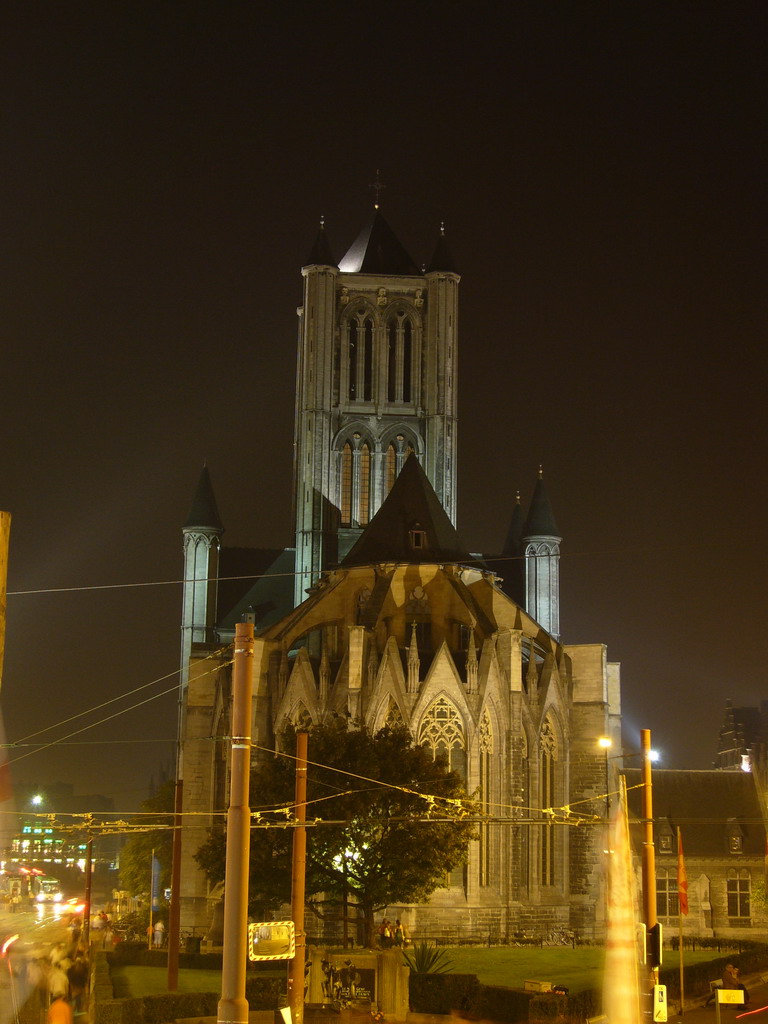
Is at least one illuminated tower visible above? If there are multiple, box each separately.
[522,469,561,639]
[293,208,459,605]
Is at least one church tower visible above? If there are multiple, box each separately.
[181,466,223,667]
[293,208,459,605]
[522,469,561,639]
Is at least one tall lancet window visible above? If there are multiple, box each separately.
[340,443,353,526]
[479,710,493,887]
[539,718,558,887]
[347,310,374,402]
[419,697,466,887]
[386,443,397,492]
[359,443,371,525]
[384,434,417,496]
[386,310,415,403]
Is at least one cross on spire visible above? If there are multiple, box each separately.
[368,169,387,209]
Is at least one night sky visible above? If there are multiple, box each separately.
[2,3,766,810]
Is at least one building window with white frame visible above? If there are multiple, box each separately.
[727,869,751,920]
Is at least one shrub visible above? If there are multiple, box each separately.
[470,983,535,1023]
[409,973,480,1013]
[403,941,456,975]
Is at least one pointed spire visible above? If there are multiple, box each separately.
[305,215,337,267]
[338,209,419,275]
[502,491,523,556]
[523,469,560,539]
[465,633,478,694]
[407,622,420,693]
[184,465,224,532]
[426,221,458,274]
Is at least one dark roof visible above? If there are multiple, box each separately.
[305,221,337,267]
[625,768,765,857]
[217,547,294,631]
[341,454,473,567]
[184,466,223,532]
[338,209,420,276]
[522,475,560,539]
[426,227,458,274]
[502,494,524,556]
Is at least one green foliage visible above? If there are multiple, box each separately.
[196,722,477,942]
[403,941,456,974]
[118,780,175,897]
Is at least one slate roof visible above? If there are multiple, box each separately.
[426,228,458,274]
[217,546,295,632]
[305,221,336,267]
[624,768,766,857]
[341,454,474,567]
[338,209,420,276]
[184,466,223,532]
[523,476,560,538]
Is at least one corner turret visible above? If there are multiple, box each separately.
[522,468,561,639]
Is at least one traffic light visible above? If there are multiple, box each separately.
[647,923,663,968]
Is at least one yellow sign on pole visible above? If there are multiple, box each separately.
[653,984,668,1022]
[718,990,745,1005]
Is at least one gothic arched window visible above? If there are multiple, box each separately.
[347,310,374,402]
[359,443,371,525]
[420,697,467,888]
[540,718,558,886]
[340,443,353,526]
[479,710,493,887]
[383,695,405,730]
[386,310,415,404]
[383,434,417,495]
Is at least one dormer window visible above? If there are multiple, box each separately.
[659,834,673,853]
[729,835,743,854]
[409,525,427,550]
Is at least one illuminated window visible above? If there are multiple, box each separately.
[659,834,673,853]
[540,718,558,887]
[340,443,352,525]
[727,869,750,918]
[359,444,371,525]
[479,711,493,886]
[386,443,397,492]
[419,697,466,888]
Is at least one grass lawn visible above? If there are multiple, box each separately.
[442,946,736,993]
[112,948,734,997]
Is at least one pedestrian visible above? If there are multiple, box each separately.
[723,964,749,1004]
[47,994,72,1024]
[394,920,404,947]
[153,919,165,948]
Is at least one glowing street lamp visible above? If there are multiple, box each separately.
[597,737,612,816]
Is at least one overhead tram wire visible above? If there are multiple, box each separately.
[6,542,656,598]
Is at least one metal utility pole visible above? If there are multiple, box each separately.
[287,731,308,1024]
[217,622,255,1024]
[0,512,9,690]
[83,836,94,949]
[641,729,658,992]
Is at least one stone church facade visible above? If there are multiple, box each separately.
[177,206,622,942]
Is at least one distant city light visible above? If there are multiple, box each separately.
[31,795,43,806]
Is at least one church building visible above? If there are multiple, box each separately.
[177,204,622,942]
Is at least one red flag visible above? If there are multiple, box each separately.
[677,828,689,916]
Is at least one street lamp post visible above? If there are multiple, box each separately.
[597,737,612,818]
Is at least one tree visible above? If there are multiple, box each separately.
[119,779,174,898]
[195,723,477,946]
